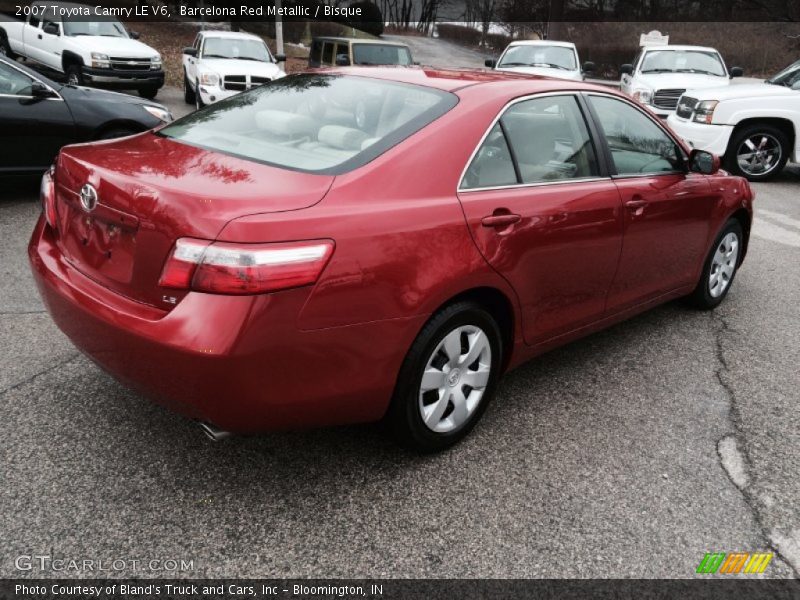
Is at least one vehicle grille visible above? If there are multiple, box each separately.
[675,96,699,119]
[109,57,152,72]
[222,75,271,92]
[652,88,686,111]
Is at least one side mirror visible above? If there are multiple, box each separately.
[183,47,197,57]
[31,81,54,98]
[729,66,743,78]
[620,63,633,75]
[43,22,60,36]
[274,53,286,63]
[485,58,497,68]
[689,149,720,175]
[582,61,596,73]
[129,30,141,40]
[335,53,350,66]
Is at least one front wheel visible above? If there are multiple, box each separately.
[65,64,83,86]
[687,219,743,310]
[138,86,159,100]
[724,124,789,181]
[387,301,503,452]
[0,36,16,60]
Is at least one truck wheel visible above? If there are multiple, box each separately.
[724,123,789,182]
[65,64,83,86]
[183,70,195,104]
[139,86,159,100]
[0,36,16,60]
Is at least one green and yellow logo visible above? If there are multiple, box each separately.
[696,552,773,574]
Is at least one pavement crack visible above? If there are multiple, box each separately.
[0,310,46,315]
[710,311,800,577]
[0,352,81,397]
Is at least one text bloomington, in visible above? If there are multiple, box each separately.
[16,584,384,597]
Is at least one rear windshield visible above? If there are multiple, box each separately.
[352,44,413,66]
[158,74,456,174]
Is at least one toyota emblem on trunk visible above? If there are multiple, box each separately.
[80,184,98,212]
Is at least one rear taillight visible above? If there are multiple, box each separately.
[40,167,57,230]
[159,238,335,295]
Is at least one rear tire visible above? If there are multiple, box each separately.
[183,70,195,104]
[387,301,503,453]
[0,36,16,60]
[138,86,159,100]
[724,123,789,181]
[687,219,744,310]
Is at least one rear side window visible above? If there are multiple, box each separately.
[461,94,598,190]
[158,74,457,175]
[353,44,413,66]
[588,95,683,175]
[29,15,41,27]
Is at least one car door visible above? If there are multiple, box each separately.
[457,93,624,346]
[186,33,201,87]
[22,13,47,65]
[38,18,63,70]
[0,61,74,173]
[585,93,717,311]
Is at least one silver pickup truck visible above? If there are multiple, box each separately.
[0,1,164,98]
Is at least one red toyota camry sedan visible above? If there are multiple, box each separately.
[30,67,754,451]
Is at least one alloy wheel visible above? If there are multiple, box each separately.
[418,325,492,433]
[737,133,782,177]
[709,232,739,298]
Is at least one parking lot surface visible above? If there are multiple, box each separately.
[2,155,799,577]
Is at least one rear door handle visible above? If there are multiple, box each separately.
[625,199,648,209]
[481,214,521,228]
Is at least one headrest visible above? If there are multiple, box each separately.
[255,110,315,137]
[318,125,368,151]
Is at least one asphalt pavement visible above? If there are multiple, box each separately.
[2,157,799,579]
[2,40,799,578]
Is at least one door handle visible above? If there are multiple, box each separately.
[481,213,521,228]
[624,199,647,209]
[38,34,42,39]
[625,198,647,217]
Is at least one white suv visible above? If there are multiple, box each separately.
[183,31,285,108]
[668,59,800,181]
[486,40,591,82]
[620,45,742,118]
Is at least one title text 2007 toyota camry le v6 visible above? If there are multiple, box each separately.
[29,68,754,452]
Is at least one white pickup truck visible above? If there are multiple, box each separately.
[620,45,743,118]
[0,1,164,98]
[668,59,800,181]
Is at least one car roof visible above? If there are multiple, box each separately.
[313,37,410,47]
[507,40,577,49]
[200,31,262,41]
[642,45,720,53]
[324,66,619,95]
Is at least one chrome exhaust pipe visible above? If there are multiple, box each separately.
[198,421,232,442]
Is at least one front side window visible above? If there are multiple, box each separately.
[588,95,683,175]
[352,44,413,66]
[497,45,577,71]
[0,62,34,96]
[640,50,726,77]
[63,19,128,38]
[309,41,322,63]
[158,74,457,174]
[322,42,334,65]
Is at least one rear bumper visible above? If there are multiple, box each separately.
[666,115,734,157]
[82,67,165,90]
[28,217,421,433]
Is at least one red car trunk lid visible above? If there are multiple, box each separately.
[53,133,334,308]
